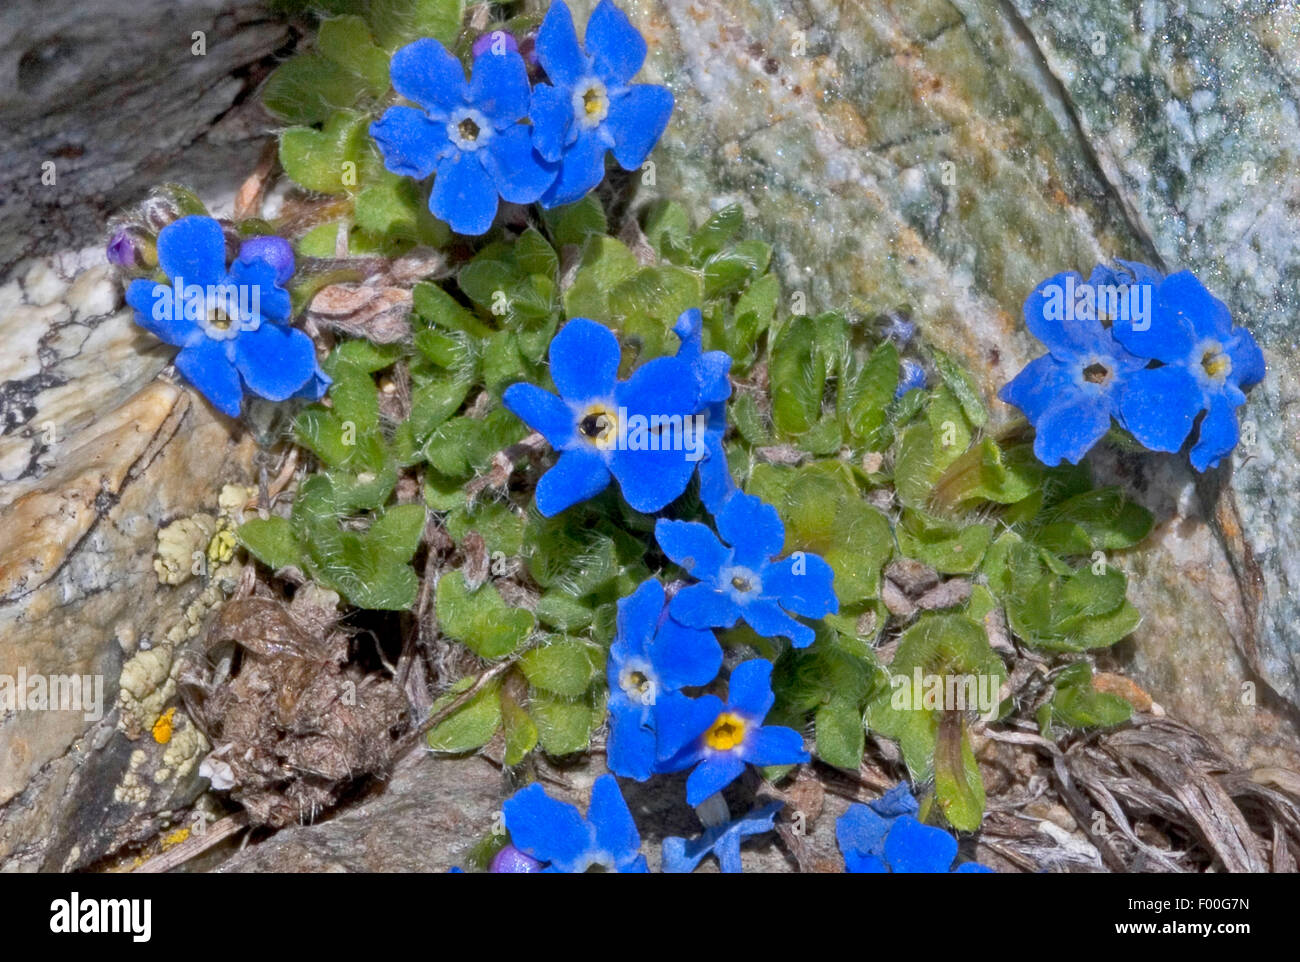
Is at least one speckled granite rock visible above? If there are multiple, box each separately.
[553,0,1300,765]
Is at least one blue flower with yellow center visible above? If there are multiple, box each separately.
[998,270,1146,465]
[654,659,809,806]
[607,578,722,781]
[502,774,648,872]
[370,40,556,236]
[125,216,327,417]
[502,318,701,515]
[1108,266,1265,471]
[529,0,674,207]
[654,491,838,648]
[836,785,994,873]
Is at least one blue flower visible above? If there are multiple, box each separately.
[998,270,1146,465]
[608,578,722,781]
[662,800,782,873]
[502,774,648,872]
[530,0,674,207]
[836,785,993,873]
[125,216,327,417]
[672,308,736,513]
[895,358,926,398]
[370,40,556,236]
[654,492,838,648]
[654,659,810,806]
[501,318,701,515]
[1110,267,1265,471]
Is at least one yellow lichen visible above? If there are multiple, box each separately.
[152,706,176,744]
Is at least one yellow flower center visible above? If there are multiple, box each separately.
[1201,346,1231,380]
[704,712,747,751]
[578,404,618,448]
[458,116,481,141]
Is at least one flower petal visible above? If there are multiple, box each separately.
[669,583,741,630]
[615,577,666,657]
[742,598,815,646]
[650,617,722,691]
[502,382,576,447]
[1159,269,1232,341]
[535,0,590,88]
[549,317,621,402]
[126,279,201,347]
[371,105,448,181]
[763,553,838,619]
[726,659,775,719]
[588,774,642,866]
[483,123,557,204]
[654,519,728,579]
[610,355,702,510]
[837,803,891,860]
[696,430,737,515]
[502,783,591,870]
[605,84,674,170]
[232,323,318,402]
[529,83,574,163]
[389,38,468,117]
[1227,327,1266,391]
[175,339,242,417]
[1032,395,1113,466]
[685,753,747,806]
[535,447,611,516]
[157,215,227,287]
[236,236,295,286]
[741,725,809,767]
[607,699,657,781]
[883,815,958,873]
[586,0,647,85]
[1022,272,1108,361]
[541,128,608,207]
[226,256,291,323]
[997,354,1075,425]
[1190,390,1242,472]
[845,852,888,873]
[1117,364,1200,453]
[654,691,723,765]
[716,492,785,566]
[661,835,708,874]
[469,49,532,124]
[430,153,499,236]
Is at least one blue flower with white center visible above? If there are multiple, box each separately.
[654,491,838,648]
[1109,267,1265,472]
[124,216,327,418]
[608,578,722,781]
[529,0,674,207]
[501,318,701,515]
[654,658,810,806]
[502,774,648,872]
[370,40,556,236]
[672,307,736,513]
[998,270,1146,466]
[836,785,994,873]
[662,799,782,873]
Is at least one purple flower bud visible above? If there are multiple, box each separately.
[472,29,519,58]
[238,235,295,286]
[489,843,543,873]
[106,229,135,268]
[896,358,927,398]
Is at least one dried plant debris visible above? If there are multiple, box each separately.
[182,586,408,828]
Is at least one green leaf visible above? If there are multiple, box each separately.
[897,510,992,574]
[1041,662,1134,732]
[413,281,492,338]
[691,204,744,260]
[316,15,390,91]
[842,341,899,445]
[815,698,865,770]
[278,111,367,194]
[368,503,426,560]
[514,227,559,278]
[563,236,640,320]
[535,592,595,632]
[546,195,608,247]
[238,517,302,571]
[530,688,601,755]
[501,695,539,766]
[426,679,502,753]
[519,637,601,697]
[367,0,464,49]
[262,55,369,125]
[436,571,534,658]
[1030,488,1154,554]
[930,348,988,428]
[446,500,524,557]
[933,712,985,831]
[770,321,825,435]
